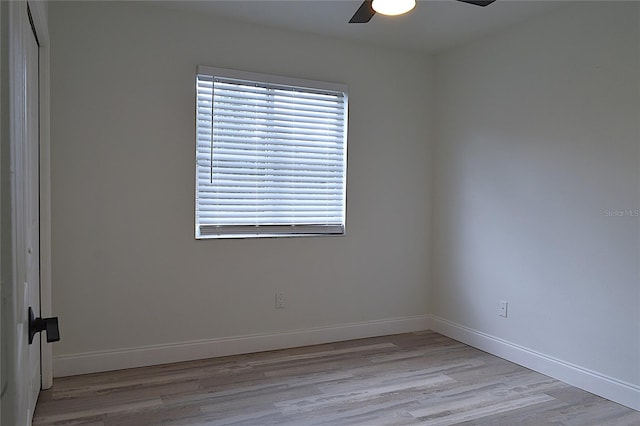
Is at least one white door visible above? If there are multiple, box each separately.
[14,3,42,423]
[2,2,45,424]
[24,2,42,416]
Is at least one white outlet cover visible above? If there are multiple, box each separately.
[499,300,508,318]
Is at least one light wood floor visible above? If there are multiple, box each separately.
[33,331,639,425]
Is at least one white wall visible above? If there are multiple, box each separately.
[431,0,639,404]
[49,1,432,368]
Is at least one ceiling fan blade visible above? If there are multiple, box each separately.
[456,0,497,6]
[349,0,375,23]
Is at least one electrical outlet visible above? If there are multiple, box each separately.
[275,292,285,309]
[499,300,508,318]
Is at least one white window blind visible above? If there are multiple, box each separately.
[196,66,348,238]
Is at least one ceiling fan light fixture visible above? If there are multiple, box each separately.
[371,0,416,16]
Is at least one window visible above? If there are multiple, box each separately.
[195,66,348,239]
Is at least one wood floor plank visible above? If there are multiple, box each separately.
[33,331,640,425]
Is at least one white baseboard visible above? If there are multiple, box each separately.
[53,314,639,411]
[53,315,431,378]
[429,315,640,411]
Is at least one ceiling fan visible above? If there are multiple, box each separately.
[349,0,497,23]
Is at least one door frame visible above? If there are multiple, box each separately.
[1,2,4,423]
[7,0,52,418]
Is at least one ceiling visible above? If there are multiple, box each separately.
[158,0,564,54]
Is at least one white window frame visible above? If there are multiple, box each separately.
[195,66,348,239]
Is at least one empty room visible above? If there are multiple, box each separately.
[1,0,638,425]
